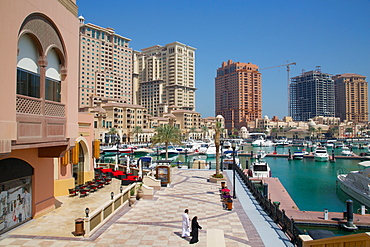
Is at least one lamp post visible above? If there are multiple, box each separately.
[220,140,224,171]
[85,207,90,217]
[232,142,237,199]
[111,191,114,200]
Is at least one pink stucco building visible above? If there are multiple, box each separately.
[0,0,95,234]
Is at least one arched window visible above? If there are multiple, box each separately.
[16,34,40,98]
[45,48,61,102]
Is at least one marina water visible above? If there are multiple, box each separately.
[164,145,365,213]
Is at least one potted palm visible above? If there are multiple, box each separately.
[129,187,136,206]
[136,183,143,200]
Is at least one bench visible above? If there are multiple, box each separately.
[207,229,226,247]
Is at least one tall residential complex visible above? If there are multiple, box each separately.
[333,73,368,122]
[215,60,262,131]
[290,67,335,121]
[134,42,196,116]
[78,18,133,108]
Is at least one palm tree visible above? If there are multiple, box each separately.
[271,128,278,138]
[107,128,118,144]
[189,127,197,140]
[201,125,209,139]
[317,127,322,139]
[309,127,316,139]
[132,126,143,143]
[214,121,223,176]
[233,127,238,137]
[151,125,182,159]
[328,126,339,138]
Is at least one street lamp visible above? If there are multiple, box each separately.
[232,142,237,199]
[85,207,90,217]
[220,140,224,171]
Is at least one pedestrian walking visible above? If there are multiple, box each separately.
[190,216,202,244]
[181,209,190,237]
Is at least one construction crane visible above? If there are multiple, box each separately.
[260,62,296,116]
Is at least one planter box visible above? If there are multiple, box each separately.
[209,177,226,184]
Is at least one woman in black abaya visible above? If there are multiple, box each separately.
[190,216,202,244]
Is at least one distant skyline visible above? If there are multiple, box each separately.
[77,0,370,120]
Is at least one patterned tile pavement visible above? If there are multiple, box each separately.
[0,168,268,246]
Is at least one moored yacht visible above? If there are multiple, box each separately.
[251,137,274,147]
[251,137,265,147]
[206,143,217,157]
[341,146,354,156]
[313,146,329,161]
[159,148,179,157]
[337,161,370,208]
[248,160,271,178]
[293,150,304,160]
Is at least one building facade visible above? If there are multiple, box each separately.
[78,20,133,108]
[0,0,95,233]
[333,73,368,122]
[290,67,335,121]
[215,60,262,131]
[134,42,196,116]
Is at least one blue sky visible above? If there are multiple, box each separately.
[77,0,370,119]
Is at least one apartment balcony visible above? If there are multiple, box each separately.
[15,95,67,149]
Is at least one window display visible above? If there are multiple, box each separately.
[0,176,32,233]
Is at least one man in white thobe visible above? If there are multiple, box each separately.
[181,209,190,237]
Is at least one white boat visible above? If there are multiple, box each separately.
[255,150,266,159]
[198,143,209,154]
[341,146,354,156]
[335,142,345,149]
[206,143,217,157]
[102,145,134,155]
[160,148,179,157]
[313,146,329,161]
[133,148,154,156]
[251,137,265,147]
[248,160,271,178]
[275,138,290,146]
[184,140,203,153]
[337,161,370,208]
[293,151,304,160]
[251,137,274,147]
[325,143,335,148]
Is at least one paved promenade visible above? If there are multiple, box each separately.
[0,168,293,246]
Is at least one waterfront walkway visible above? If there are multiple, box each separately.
[0,168,293,246]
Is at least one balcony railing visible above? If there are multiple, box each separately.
[16,95,65,117]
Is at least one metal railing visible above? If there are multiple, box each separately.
[235,164,304,246]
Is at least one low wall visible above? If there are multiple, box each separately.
[300,232,370,247]
[82,183,135,237]
[143,175,161,190]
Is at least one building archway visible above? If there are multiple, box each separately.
[0,158,33,234]
[72,137,91,185]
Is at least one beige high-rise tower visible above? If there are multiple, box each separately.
[215,60,262,131]
[78,18,133,108]
[134,42,196,116]
[333,73,368,122]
